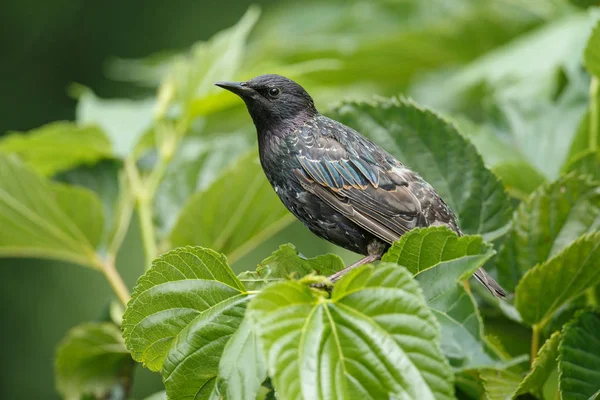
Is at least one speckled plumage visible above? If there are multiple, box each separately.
[216,74,506,298]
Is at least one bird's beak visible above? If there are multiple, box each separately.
[214,81,253,97]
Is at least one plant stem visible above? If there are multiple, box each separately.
[531,324,540,366]
[137,197,158,270]
[99,258,131,307]
[590,76,599,152]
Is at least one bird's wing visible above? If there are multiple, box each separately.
[293,130,425,245]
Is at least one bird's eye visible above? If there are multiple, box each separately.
[268,87,280,97]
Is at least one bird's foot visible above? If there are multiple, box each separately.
[328,254,380,283]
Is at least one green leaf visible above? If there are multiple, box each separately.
[413,15,592,180]
[247,263,454,400]
[215,317,267,400]
[144,391,167,400]
[382,226,493,276]
[238,244,345,290]
[154,133,253,235]
[492,161,547,200]
[331,98,512,241]
[0,154,103,268]
[257,1,557,94]
[0,122,112,176]
[51,183,104,249]
[55,322,133,400]
[55,160,131,253]
[169,152,294,263]
[76,89,154,158]
[164,6,260,118]
[515,232,600,326]
[558,310,600,400]
[564,150,600,181]
[479,369,522,400]
[585,21,600,78]
[517,332,560,398]
[383,227,499,369]
[122,246,248,399]
[498,176,600,291]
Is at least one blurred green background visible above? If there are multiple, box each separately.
[0,0,597,398]
[0,1,277,397]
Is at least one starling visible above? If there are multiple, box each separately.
[216,74,506,298]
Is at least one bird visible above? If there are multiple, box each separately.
[215,74,506,298]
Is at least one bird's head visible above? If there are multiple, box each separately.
[215,74,317,131]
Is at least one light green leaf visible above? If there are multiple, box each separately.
[122,246,248,399]
[164,6,260,118]
[0,154,103,268]
[517,332,560,398]
[215,317,267,400]
[558,310,600,400]
[498,176,600,291]
[382,227,499,369]
[257,1,558,94]
[492,161,547,200]
[144,391,167,400]
[76,89,155,158]
[449,116,524,169]
[238,244,344,291]
[154,133,253,235]
[55,322,133,400]
[515,232,600,326]
[248,263,454,400]
[51,183,104,249]
[0,122,112,176]
[479,369,522,400]
[331,98,512,241]
[169,152,294,264]
[564,150,600,180]
[584,21,600,78]
[413,14,592,180]
[382,226,493,276]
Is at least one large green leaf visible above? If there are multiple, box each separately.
[122,246,249,399]
[169,152,294,263]
[517,332,560,398]
[247,263,454,400]
[76,89,155,158]
[585,21,600,78]
[215,317,267,400]
[558,310,600,400]
[331,98,512,241]
[0,122,112,176]
[498,176,600,291]
[515,233,600,327]
[383,227,499,370]
[55,322,133,400]
[0,154,103,268]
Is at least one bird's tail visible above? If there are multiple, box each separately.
[474,268,507,299]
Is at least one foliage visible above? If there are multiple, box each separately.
[1,1,600,399]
